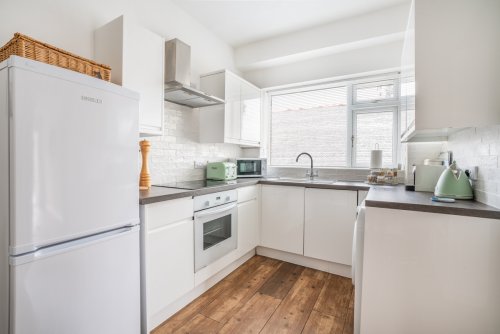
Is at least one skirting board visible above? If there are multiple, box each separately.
[149,249,256,333]
[256,246,352,278]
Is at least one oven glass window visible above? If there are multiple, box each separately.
[238,161,261,175]
[203,214,232,250]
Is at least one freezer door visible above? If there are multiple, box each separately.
[9,64,139,254]
[10,226,140,334]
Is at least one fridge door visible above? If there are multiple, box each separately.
[8,60,139,255]
[10,226,140,334]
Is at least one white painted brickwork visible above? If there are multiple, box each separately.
[147,102,242,184]
[448,126,500,208]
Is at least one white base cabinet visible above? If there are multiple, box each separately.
[304,188,357,265]
[362,207,500,334]
[237,185,260,256]
[140,197,194,333]
[261,185,305,255]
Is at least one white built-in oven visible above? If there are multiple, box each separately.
[194,190,238,272]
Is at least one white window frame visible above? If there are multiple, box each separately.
[264,71,401,169]
[351,106,399,168]
[352,79,399,105]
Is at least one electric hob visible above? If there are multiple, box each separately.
[154,179,259,190]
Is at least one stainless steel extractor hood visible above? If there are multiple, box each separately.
[164,39,224,108]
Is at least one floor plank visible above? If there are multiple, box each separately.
[343,306,354,334]
[155,256,356,334]
[314,274,353,319]
[259,262,305,299]
[200,258,279,324]
[173,313,223,334]
[349,288,354,310]
[260,268,327,334]
[302,310,345,334]
[219,292,281,334]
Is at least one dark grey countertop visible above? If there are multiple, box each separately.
[139,178,369,204]
[140,178,262,204]
[139,187,195,205]
[365,185,500,220]
[140,179,500,219]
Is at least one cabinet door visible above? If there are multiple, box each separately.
[124,22,164,136]
[304,188,357,265]
[238,199,260,256]
[224,72,241,141]
[240,81,261,145]
[261,185,304,255]
[146,219,194,320]
[95,16,164,137]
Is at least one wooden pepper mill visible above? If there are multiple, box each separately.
[139,139,151,190]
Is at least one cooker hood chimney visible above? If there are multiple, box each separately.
[164,39,224,108]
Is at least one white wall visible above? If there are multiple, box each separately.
[0,0,236,87]
[235,3,410,72]
[243,40,403,88]
[237,3,410,88]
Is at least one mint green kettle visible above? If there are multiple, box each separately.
[434,161,473,199]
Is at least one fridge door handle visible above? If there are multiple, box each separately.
[10,225,139,266]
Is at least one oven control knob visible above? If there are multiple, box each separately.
[225,196,230,202]
[205,201,210,207]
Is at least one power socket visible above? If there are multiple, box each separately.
[466,166,479,181]
[194,160,207,169]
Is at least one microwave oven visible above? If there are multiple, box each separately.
[233,158,267,178]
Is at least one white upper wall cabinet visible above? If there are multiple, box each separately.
[94,16,164,137]
[401,0,500,142]
[199,70,261,147]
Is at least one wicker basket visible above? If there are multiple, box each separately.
[0,33,111,81]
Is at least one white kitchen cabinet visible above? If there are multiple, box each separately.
[199,70,261,147]
[94,15,164,137]
[237,185,260,256]
[304,189,357,265]
[400,0,500,142]
[261,185,304,255]
[140,197,194,332]
[361,206,500,334]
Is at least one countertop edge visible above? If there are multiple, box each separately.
[139,190,194,205]
[258,180,370,191]
[140,180,370,205]
[365,199,500,220]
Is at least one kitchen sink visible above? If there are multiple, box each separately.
[274,177,337,184]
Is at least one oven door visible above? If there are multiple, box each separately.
[194,202,238,272]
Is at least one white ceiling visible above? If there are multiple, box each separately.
[172,0,410,47]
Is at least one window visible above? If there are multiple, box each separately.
[268,75,399,168]
[270,86,348,167]
[353,80,396,104]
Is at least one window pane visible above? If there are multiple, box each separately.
[270,87,347,167]
[355,111,394,167]
[354,80,395,103]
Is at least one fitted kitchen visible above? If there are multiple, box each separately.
[1,0,500,334]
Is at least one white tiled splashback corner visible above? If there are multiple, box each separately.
[147,102,242,184]
[448,126,500,208]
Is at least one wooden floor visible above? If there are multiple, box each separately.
[153,255,354,334]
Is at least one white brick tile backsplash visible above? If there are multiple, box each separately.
[147,102,242,184]
[448,125,500,208]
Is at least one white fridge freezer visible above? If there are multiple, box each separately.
[0,56,141,334]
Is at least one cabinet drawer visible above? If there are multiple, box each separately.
[144,197,193,231]
[237,185,258,203]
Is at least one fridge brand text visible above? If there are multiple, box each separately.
[81,96,102,104]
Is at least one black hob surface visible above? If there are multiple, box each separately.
[154,179,258,190]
